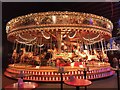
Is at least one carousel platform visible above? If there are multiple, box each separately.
[4,62,115,82]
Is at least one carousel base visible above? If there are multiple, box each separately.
[4,63,115,82]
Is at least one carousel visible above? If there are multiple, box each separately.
[4,11,115,82]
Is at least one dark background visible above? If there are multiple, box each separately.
[2,2,120,69]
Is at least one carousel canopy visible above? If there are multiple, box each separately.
[6,11,113,45]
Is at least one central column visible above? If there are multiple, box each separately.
[57,29,62,53]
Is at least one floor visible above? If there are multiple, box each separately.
[2,72,119,90]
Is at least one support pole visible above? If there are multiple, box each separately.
[39,37,42,66]
[50,36,52,59]
[104,39,107,54]
[13,40,16,50]
[101,40,104,51]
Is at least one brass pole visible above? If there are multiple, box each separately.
[39,37,42,66]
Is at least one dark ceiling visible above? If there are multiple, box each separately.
[2,2,120,46]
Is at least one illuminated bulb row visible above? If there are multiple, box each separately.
[75,71,77,74]
[25,72,55,75]
[76,76,81,79]
[66,77,69,80]
[24,77,27,80]
[65,73,68,75]
[56,77,58,81]
[63,77,66,80]
[81,71,83,74]
[91,70,95,73]
[76,76,79,79]
[90,75,98,79]
[8,68,113,81]
[68,72,71,75]
[89,71,92,73]
[88,75,91,79]
[35,72,38,75]
[93,75,96,78]
[54,72,57,75]
[53,77,55,81]
[80,76,82,79]
[78,71,81,74]
[71,71,74,75]
[91,75,94,79]
[26,71,30,74]
[68,71,79,75]
[87,71,89,74]
[25,77,66,81]
[94,70,98,73]
[7,12,112,29]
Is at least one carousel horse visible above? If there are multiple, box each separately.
[12,49,18,63]
[73,49,86,61]
[93,49,100,59]
[48,48,58,60]
[26,52,33,60]
[20,48,26,63]
[24,52,33,64]
[84,50,99,61]
[101,50,108,62]
[32,55,41,65]
[78,51,87,59]
[39,52,46,59]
